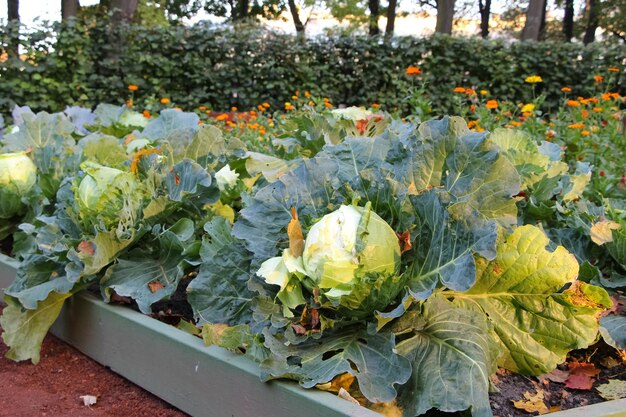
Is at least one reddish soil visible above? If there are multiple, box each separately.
[0,307,188,417]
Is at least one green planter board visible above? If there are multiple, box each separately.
[1,256,625,417]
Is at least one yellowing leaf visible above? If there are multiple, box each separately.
[597,380,626,400]
[512,390,549,414]
[316,372,355,393]
[370,400,403,417]
[591,221,621,245]
[288,207,305,257]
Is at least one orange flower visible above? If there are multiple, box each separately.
[304,91,311,98]
[199,105,206,111]
[128,84,139,91]
[602,93,613,101]
[561,87,572,92]
[486,100,498,109]
[262,102,271,108]
[160,98,171,104]
[143,110,151,118]
[324,102,333,109]
[371,103,380,109]
[231,106,238,111]
[405,66,421,76]
[308,101,316,106]
[216,114,229,121]
[130,148,161,174]
[581,130,591,136]
[126,99,133,107]
[510,121,522,127]
[292,95,298,100]
[592,107,603,113]
[467,120,479,129]
[284,102,295,111]
[568,123,585,129]
[469,104,476,113]
[594,75,603,84]
[581,109,589,118]
[453,87,466,93]
[608,67,620,72]
[566,100,580,107]
[465,88,476,96]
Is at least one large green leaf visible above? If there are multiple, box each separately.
[2,112,75,152]
[395,297,498,417]
[187,218,256,325]
[165,124,246,168]
[404,191,497,298]
[102,220,193,313]
[1,292,72,364]
[140,109,199,143]
[600,314,626,350]
[261,328,411,403]
[448,225,611,375]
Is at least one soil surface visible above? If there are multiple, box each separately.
[0,307,189,417]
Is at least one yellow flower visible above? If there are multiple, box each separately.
[525,75,543,83]
[128,84,139,91]
[521,103,535,113]
[480,90,488,96]
[405,66,421,76]
[486,100,498,110]
[292,95,298,100]
[160,98,171,104]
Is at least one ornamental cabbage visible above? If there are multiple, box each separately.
[258,204,402,316]
[0,152,37,218]
[74,161,144,232]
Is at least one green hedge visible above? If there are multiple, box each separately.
[1,19,624,118]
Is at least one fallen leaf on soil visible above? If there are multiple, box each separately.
[600,356,621,369]
[396,230,412,254]
[370,400,403,417]
[565,360,600,390]
[316,373,355,394]
[597,380,626,400]
[541,369,570,383]
[512,390,549,414]
[79,395,97,406]
[148,281,165,293]
[337,388,360,406]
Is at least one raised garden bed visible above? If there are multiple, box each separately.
[1,254,625,417]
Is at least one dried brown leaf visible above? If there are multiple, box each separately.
[512,390,549,414]
[287,207,305,257]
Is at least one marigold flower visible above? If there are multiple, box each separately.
[126,99,133,107]
[525,75,543,83]
[453,87,466,93]
[174,107,182,111]
[308,101,316,106]
[467,120,479,129]
[284,102,295,111]
[561,87,572,92]
[304,91,311,97]
[566,100,580,107]
[469,104,476,113]
[581,109,589,118]
[257,104,265,111]
[371,103,380,109]
[486,100,498,109]
[521,103,535,113]
[594,75,603,84]
[581,130,591,136]
[324,102,333,109]
[160,98,171,104]
[592,107,603,113]
[405,66,421,76]
[568,123,585,129]
[602,93,612,101]
[465,88,476,96]
[143,110,151,119]
[546,130,556,140]
[480,90,488,96]
[231,106,238,111]
[199,106,206,111]
[292,95,298,100]
[262,102,271,108]
[511,121,522,127]
[608,67,620,72]
[128,84,139,91]
[216,114,229,121]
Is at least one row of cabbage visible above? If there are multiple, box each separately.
[0,104,624,417]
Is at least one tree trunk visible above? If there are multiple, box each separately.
[288,0,305,35]
[385,0,397,39]
[583,0,598,44]
[368,0,380,36]
[236,0,249,20]
[521,0,546,41]
[435,0,455,34]
[109,0,139,23]
[562,0,574,41]
[478,0,491,38]
[62,0,80,20]
[7,0,19,57]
